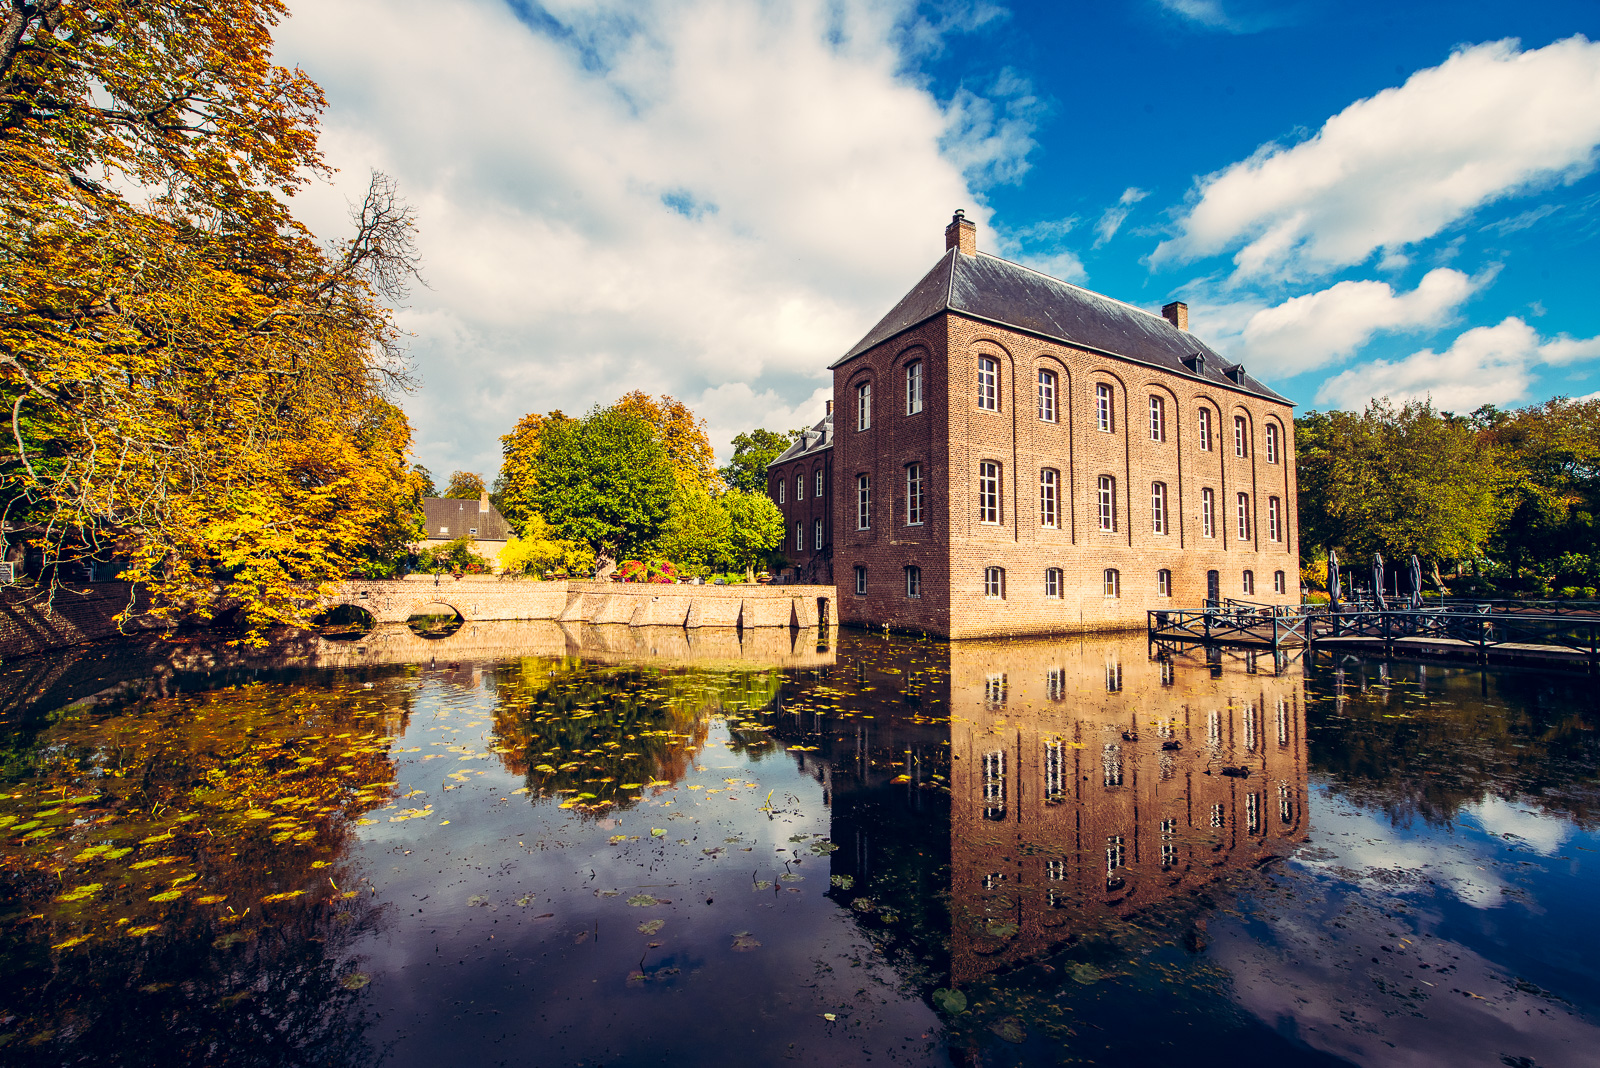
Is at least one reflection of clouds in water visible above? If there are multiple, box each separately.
[1294,787,1507,908]
[1466,795,1573,857]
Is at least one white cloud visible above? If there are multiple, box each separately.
[1467,796,1573,856]
[1155,0,1233,30]
[1092,186,1148,248]
[1230,267,1480,376]
[278,0,1028,475]
[1315,316,1600,411]
[1154,36,1600,281]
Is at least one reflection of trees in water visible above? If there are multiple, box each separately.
[489,657,781,811]
[0,677,409,1062]
[1307,657,1600,828]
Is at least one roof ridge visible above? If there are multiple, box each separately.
[970,250,1188,332]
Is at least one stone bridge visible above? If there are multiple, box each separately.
[323,577,836,630]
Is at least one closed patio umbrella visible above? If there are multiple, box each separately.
[1373,552,1386,609]
[1328,549,1341,609]
[1410,554,1424,608]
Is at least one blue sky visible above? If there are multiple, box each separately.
[279,0,1600,479]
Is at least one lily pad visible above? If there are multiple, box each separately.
[627,894,660,907]
[989,1015,1027,1044]
[340,972,371,991]
[1068,962,1104,985]
[637,919,664,935]
[731,931,762,951]
[931,987,967,1014]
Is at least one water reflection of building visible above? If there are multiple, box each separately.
[946,638,1308,983]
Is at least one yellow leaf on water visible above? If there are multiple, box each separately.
[261,890,306,903]
[148,889,184,902]
[52,934,93,950]
[127,924,161,937]
[195,894,227,904]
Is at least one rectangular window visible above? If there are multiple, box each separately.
[1268,496,1281,541]
[1237,492,1251,540]
[1158,568,1171,597]
[857,382,871,431]
[984,673,1007,708]
[1210,802,1225,828]
[795,522,804,551]
[977,357,998,411]
[1202,487,1215,538]
[1044,739,1065,798]
[1038,370,1057,422]
[1265,423,1279,464]
[854,565,866,595]
[1274,569,1285,594]
[1103,746,1123,787]
[1243,569,1255,595]
[905,565,921,598]
[1040,469,1058,528]
[1198,407,1212,451]
[796,474,803,501]
[1234,415,1247,457]
[1097,475,1116,532]
[978,462,1001,524]
[906,464,924,525]
[1045,567,1061,598]
[777,481,785,505]
[1046,669,1065,702]
[814,517,823,549]
[1096,383,1113,432]
[982,750,1006,821]
[984,567,1005,599]
[905,361,922,415]
[857,474,871,530]
[1103,569,1120,598]
[815,469,824,496]
[1106,834,1126,876]
[1247,792,1261,836]
[1149,395,1165,441]
[1151,481,1168,534]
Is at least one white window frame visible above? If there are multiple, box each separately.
[856,381,871,431]
[1237,492,1251,540]
[1158,568,1172,597]
[1268,496,1281,541]
[1040,468,1058,529]
[856,475,871,530]
[815,468,824,496]
[796,473,803,501]
[1234,415,1247,457]
[1273,569,1286,594]
[1149,395,1165,442]
[1095,383,1113,432]
[1038,370,1057,423]
[1198,407,1212,451]
[1201,487,1215,538]
[982,749,1006,821]
[984,566,1005,599]
[1103,568,1120,598]
[854,565,866,595]
[795,522,804,551]
[777,480,785,505]
[1243,569,1255,595]
[1045,567,1061,598]
[977,357,998,411]
[1265,423,1278,464]
[978,461,1001,524]
[814,517,823,549]
[1151,481,1168,535]
[905,565,921,598]
[1097,475,1117,532]
[906,463,924,526]
[905,360,922,415]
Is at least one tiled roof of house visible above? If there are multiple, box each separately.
[770,410,834,466]
[829,248,1291,405]
[421,497,513,542]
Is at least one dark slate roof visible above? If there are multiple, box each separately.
[770,411,833,467]
[829,249,1291,405]
[421,497,513,542]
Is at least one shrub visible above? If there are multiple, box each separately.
[617,559,678,583]
[415,536,493,576]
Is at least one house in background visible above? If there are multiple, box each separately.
[777,211,1299,638]
[417,492,513,571]
[768,405,834,584]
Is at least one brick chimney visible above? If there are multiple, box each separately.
[479,490,490,513]
[945,210,977,255]
[825,399,833,415]
[1161,301,1189,331]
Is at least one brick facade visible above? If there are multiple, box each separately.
[791,215,1300,638]
[768,410,835,584]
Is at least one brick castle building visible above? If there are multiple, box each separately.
[770,211,1299,637]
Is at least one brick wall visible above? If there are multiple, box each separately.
[769,446,834,581]
[0,583,162,661]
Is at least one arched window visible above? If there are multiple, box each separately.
[1038,370,1058,422]
[1233,414,1248,457]
[795,473,803,501]
[1242,569,1255,595]
[856,381,871,431]
[905,565,922,598]
[1201,487,1215,537]
[906,463,924,525]
[1095,383,1114,432]
[777,479,785,504]
[977,357,998,411]
[1198,407,1212,451]
[854,565,867,595]
[814,517,823,548]
[1151,481,1168,534]
[1149,395,1166,441]
[815,468,824,496]
[1237,492,1251,540]
[856,474,871,530]
[1103,568,1120,597]
[984,567,1005,599]
[1045,567,1062,598]
[978,462,1001,524]
[1268,496,1281,541]
[1273,569,1286,594]
[905,360,923,415]
[1097,475,1117,532]
[1265,423,1279,464]
[1040,468,1059,528]
[795,522,804,551]
[1157,569,1172,597]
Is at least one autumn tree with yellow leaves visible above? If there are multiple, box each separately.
[0,0,425,636]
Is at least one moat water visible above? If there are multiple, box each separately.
[1,625,1597,1067]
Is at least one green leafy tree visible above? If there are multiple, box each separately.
[719,428,801,494]
[415,535,493,575]
[498,516,591,577]
[1296,400,1506,588]
[413,464,439,497]
[534,407,674,564]
[718,489,785,581]
[655,481,732,577]
[443,471,487,499]
[494,410,571,534]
